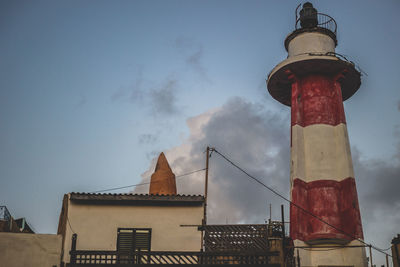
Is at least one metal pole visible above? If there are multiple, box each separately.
[386,254,389,267]
[281,205,285,264]
[281,205,285,237]
[369,245,373,267]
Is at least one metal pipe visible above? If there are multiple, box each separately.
[297,249,300,267]
[71,234,77,264]
[292,245,368,249]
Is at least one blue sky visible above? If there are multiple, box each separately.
[1,0,399,264]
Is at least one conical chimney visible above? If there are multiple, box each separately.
[149,152,177,195]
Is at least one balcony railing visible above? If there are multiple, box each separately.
[295,13,337,36]
[67,250,280,266]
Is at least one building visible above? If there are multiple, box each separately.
[0,206,62,267]
[267,3,367,267]
[59,152,289,267]
[58,153,204,265]
[0,205,34,233]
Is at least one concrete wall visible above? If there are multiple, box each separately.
[0,232,62,267]
[62,198,203,263]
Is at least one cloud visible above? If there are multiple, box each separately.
[111,67,145,103]
[352,102,400,260]
[136,97,400,263]
[150,78,179,115]
[138,134,158,145]
[352,147,400,262]
[136,97,290,223]
[111,74,179,117]
[176,37,208,80]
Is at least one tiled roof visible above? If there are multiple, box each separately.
[69,193,204,206]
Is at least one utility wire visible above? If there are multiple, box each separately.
[211,148,391,258]
[67,216,75,234]
[89,168,206,194]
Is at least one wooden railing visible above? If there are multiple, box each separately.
[68,250,280,266]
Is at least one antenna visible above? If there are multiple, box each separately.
[269,203,272,223]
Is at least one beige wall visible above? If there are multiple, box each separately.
[62,197,203,263]
[0,232,62,267]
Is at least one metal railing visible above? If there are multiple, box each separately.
[68,250,280,266]
[295,13,337,35]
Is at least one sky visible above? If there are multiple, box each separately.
[1,0,399,265]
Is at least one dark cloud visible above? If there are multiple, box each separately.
[397,100,400,112]
[187,98,290,223]
[138,134,158,145]
[137,97,291,223]
[352,148,400,261]
[139,97,400,262]
[352,102,400,256]
[176,37,208,80]
[137,97,399,259]
[111,68,144,103]
[75,93,87,108]
[111,73,179,117]
[150,79,179,115]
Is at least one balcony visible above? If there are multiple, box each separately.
[66,223,291,267]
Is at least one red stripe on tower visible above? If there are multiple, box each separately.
[290,178,364,242]
[290,74,346,127]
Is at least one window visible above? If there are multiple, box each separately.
[117,228,151,253]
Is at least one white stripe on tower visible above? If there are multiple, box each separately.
[291,123,354,183]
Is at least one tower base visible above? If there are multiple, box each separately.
[293,239,368,267]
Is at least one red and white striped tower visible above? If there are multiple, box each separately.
[267,3,367,267]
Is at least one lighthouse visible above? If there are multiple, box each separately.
[267,3,367,267]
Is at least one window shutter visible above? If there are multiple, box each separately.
[135,229,151,251]
[117,228,151,253]
[118,229,134,254]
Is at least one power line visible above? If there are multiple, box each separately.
[67,216,75,234]
[89,168,206,194]
[211,148,392,258]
